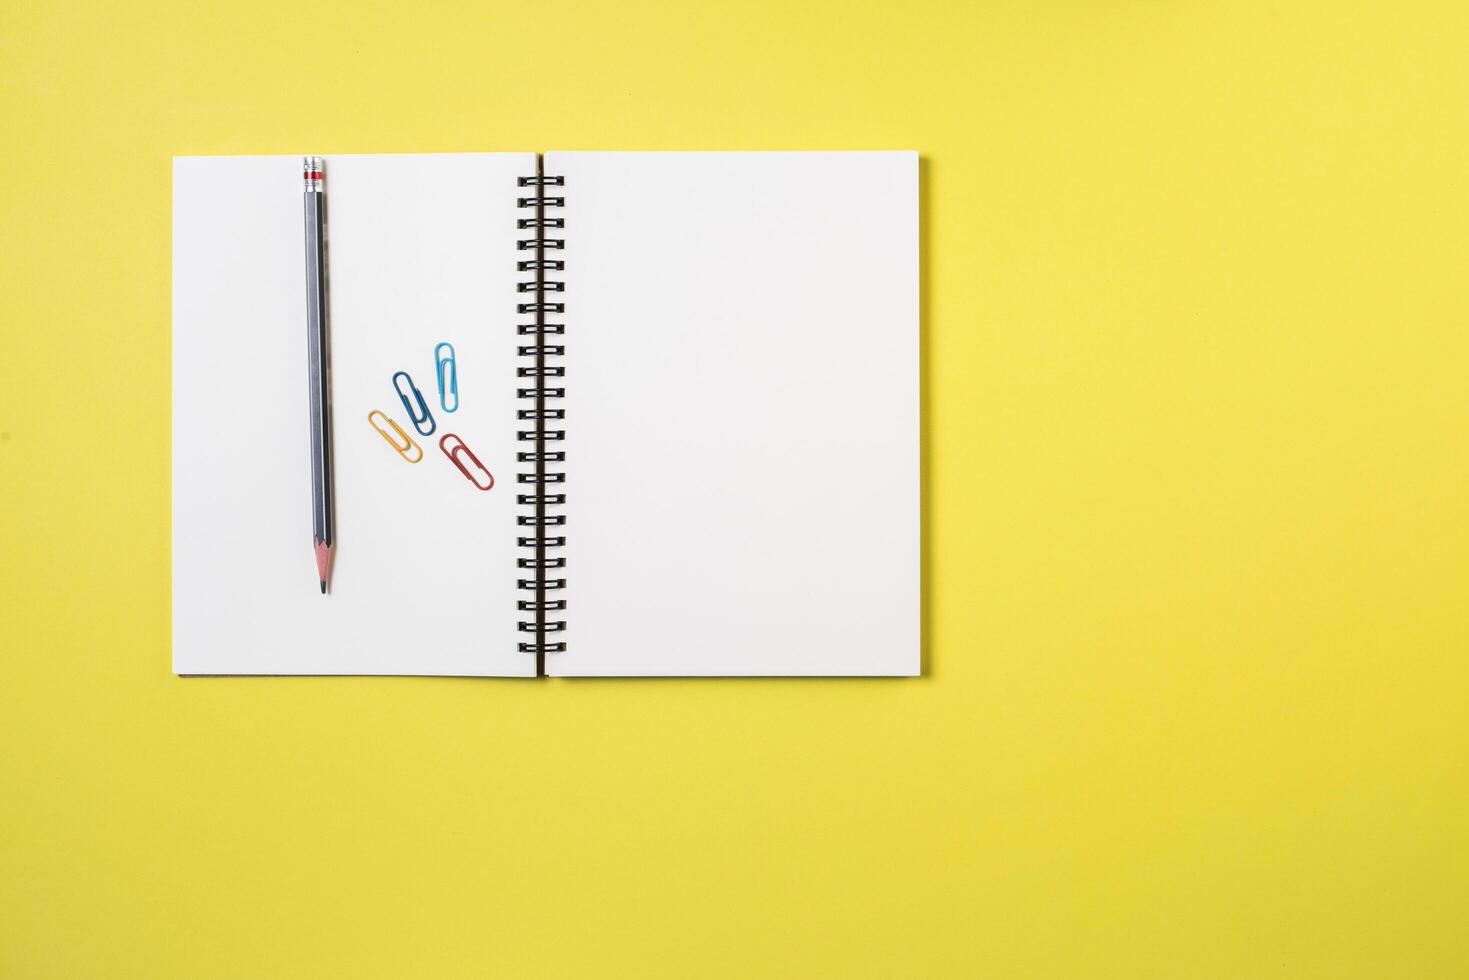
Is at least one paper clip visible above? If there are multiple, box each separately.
[439,433,494,491]
[392,370,435,436]
[435,342,458,413]
[367,410,423,463]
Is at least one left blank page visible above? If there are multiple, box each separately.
[172,153,537,676]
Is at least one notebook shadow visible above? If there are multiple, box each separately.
[918,153,933,680]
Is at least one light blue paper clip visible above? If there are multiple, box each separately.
[435,342,458,413]
[392,370,435,437]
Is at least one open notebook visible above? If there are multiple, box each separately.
[172,151,918,677]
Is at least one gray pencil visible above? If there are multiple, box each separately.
[304,156,334,593]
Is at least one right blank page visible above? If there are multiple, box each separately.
[550,151,918,676]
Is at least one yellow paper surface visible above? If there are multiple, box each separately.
[1,1,1466,976]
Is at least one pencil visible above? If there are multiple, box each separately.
[303,155,334,593]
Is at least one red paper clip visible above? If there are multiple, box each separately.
[439,433,494,491]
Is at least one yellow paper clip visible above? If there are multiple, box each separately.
[368,410,423,463]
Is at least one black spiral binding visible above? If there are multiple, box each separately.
[516,159,567,676]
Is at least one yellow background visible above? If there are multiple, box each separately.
[2,1,1467,976]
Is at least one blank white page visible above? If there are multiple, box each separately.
[549,151,919,676]
[173,153,536,675]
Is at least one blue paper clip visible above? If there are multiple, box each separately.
[435,342,458,413]
[392,370,435,436]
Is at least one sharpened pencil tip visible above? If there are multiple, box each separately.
[314,541,332,593]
